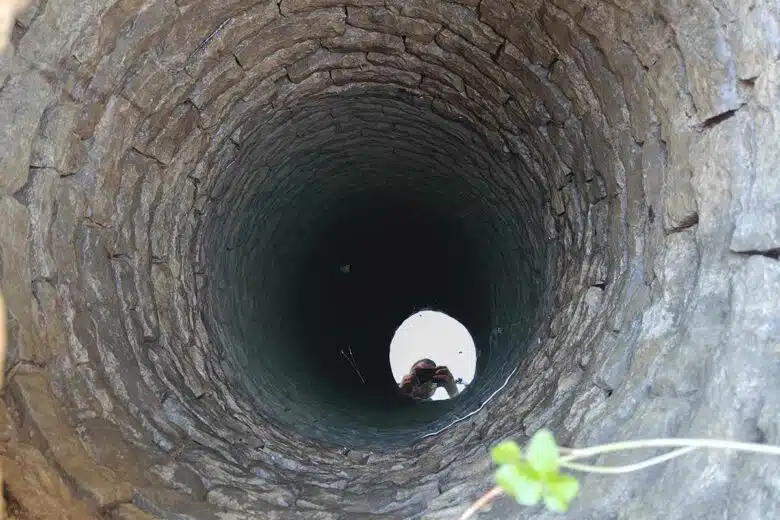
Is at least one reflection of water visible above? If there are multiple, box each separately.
[389,310,477,401]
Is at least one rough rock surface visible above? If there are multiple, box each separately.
[0,1,779,519]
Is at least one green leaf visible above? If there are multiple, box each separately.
[543,493,569,513]
[543,473,580,513]
[547,473,579,501]
[495,463,543,506]
[526,429,559,476]
[490,440,524,466]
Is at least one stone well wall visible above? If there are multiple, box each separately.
[1,1,779,519]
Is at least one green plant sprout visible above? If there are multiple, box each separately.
[458,429,780,520]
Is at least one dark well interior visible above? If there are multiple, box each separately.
[3,1,780,519]
[202,93,548,446]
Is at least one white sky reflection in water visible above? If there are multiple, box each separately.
[389,310,477,401]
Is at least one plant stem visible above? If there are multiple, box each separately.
[560,446,696,474]
[560,438,780,463]
[467,435,780,518]
[457,486,504,520]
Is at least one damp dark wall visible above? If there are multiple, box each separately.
[1,1,780,519]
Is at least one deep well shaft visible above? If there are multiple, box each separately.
[1,1,779,519]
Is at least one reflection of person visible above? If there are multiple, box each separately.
[399,358,459,400]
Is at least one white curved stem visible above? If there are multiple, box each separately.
[560,446,697,474]
[560,438,780,463]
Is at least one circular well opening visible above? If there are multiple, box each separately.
[389,309,477,401]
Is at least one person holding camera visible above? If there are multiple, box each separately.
[399,358,459,400]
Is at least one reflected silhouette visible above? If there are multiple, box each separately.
[398,358,459,401]
[389,309,476,401]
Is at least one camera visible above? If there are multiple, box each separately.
[413,367,439,386]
